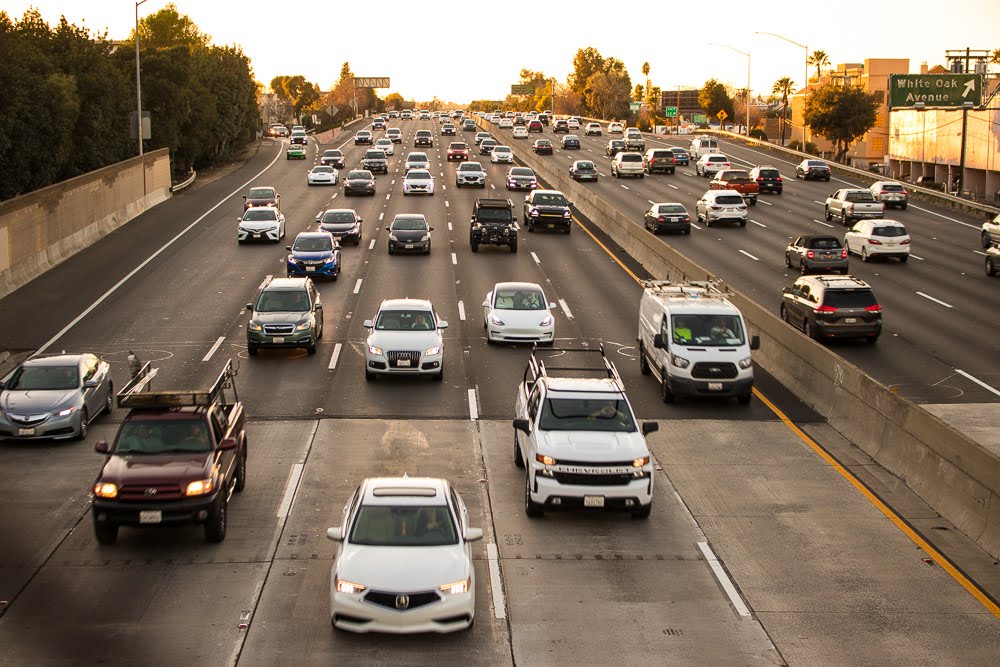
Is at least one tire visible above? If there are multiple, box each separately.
[780,304,789,323]
[737,391,752,406]
[205,496,227,543]
[247,344,258,356]
[524,473,543,518]
[825,207,833,221]
[899,254,909,263]
[750,199,757,206]
[861,246,870,262]
[804,319,817,340]
[739,219,747,228]
[510,241,517,253]
[514,432,524,468]
[987,257,998,276]
[660,375,675,403]
[76,408,89,441]
[631,502,652,519]
[982,231,991,248]
[434,365,444,381]
[104,385,114,416]
[365,369,376,381]
[565,225,571,235]
[866,335,879,344]
[639,346,651,375]
[800,260,808,275]
[785,253,793,269]
[900,204,907,211]
[841,212,849,227]
[471,240,479,253]
[306,340,317,355]
[234,447,247,493]
[93,520,118,545]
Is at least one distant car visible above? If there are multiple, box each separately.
[402,169,435,196]
[474,131,492,146]
[795,159,831,181]
[982,212,1000,248]
[561,134,581,150]
[606,139,625,157]
[238,206,286,243]
[243,185,279,210]
[447,142,470,161]
[694,191,747,227]
[386,128,403,143]
[441,123,457,136]
[607,122,624,134]
[462,119,477,131]
[695,154,731,177]
[512,126,529,139]
[986,244,1000,276]
[386,214,433,255]
[552,119,569,134]
[405,152,430,172]
[354,130,373,145]
[316,208,363,245]
[643,203,691,235]
[455,161,487,188]
[307,165,339,186]
[533,139,553,155]
[844,219,910,263]
[286,231,341,280]
[523,189,572,232]
[290,131,307,145]
[343,170,376,197]
[320,149,345,168]
[491,145,514,164]
[479,139,497,155]
[499,118,514,129]
[785,235,849,274]
[643,149,676,175]
[869,181,908,210]
[567,118,580,130]
[506,166,537,191]
[374,138,395,156]
[0,353,113,441]
[748,166,783,194]
[584,123,602,136]
[371,118,386,131]
[780,275,881,343]
[527,120,543,133]
[482,282,555,345]
[414,130,433,147]
[286,144,307,160]
[569,160,598,182]
[611,152,644,178]
[670,147,690,166]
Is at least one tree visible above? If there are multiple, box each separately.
[569,47,605,97]
[698,79,735,124]
[135,3,208,49]
[384,92,405,110]
[991,48,1000,72]
[772,77,794,146]
[808,50,830,80]
[584,69,631,121]
[804,83,880,163]
[270,75,320,124]
[633,84,644,102]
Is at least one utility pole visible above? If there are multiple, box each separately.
[135,0,147,194]
[676,86,681,135]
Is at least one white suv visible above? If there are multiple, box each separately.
[695,154,731,177]
[364,299,448,381]
[611,152,645,178]
[695,190,748,227]
[608,122,624,134]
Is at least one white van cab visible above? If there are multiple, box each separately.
[689,136,720,159]
[637,280,759,405]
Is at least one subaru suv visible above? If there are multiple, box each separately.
[364,299,448,381]
[780,275,881,343]
[612,152,645,178]
[246,277,323,355]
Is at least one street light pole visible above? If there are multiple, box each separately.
[711,43,751,135]
[755,32,808,149]
[135,0,147,160]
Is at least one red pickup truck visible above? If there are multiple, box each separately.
[90,360,247,544]
[709,169,759,206]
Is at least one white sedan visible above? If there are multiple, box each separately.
[375,138,395,156]
[403,169,435,195]
[584,122,602,136]
[499,118,514,129]
[307,165,339,186]
[844,219,911,263]
[483,281,555,345]
[512,126,529,139]
[490,145,514,164]
[327,476,482,633]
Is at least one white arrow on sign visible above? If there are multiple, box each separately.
[962,79,976,98]
[326,105,338,116]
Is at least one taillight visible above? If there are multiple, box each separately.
[658,217,667,222]
[756,177,763,181]
[816,305,838,313]
[901,239,911,245]
[864,304,882,313]
[868,239,882,245]
[841,249,848,258]
[776,176,783,181]
[807,250,815,259]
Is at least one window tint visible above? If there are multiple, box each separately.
[244,209,278,221]
[807,237,842,249]
[375,310,434,330]
[349,505,457,546]
[880,184,905,192]
[845,191,875,202]
[494,289,544,310]
[248,188,274,198]
[256,289,310,312]
[115,419,212,454]
[823,290,877,308]
[715,195,744,205]
[293,236,333,252]
[391,216,428,230]
[872,226,907,237]
[322,211,355,223]
[538,398,637,432]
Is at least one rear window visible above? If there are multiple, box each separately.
[823,290,877,309]
[806,237,842,249]
[715,195,744,205]
[651,151,672,158]
[757,169,779,178]
[880,184,906,192]
[621,155,642,162]
[872,225,907,237]
[845,191,875,202]
[708,156,728,163]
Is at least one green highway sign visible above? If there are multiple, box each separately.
[693,113,707,124]
[664,106,678,118]
[629,101,641,111]
[511,84,533,95]
[889,74,982,108]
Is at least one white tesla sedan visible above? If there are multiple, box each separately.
[327,476,482,634]
[307,165,339,186]
[482,281,555,345]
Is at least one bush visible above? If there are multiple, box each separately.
[748,129,768,142]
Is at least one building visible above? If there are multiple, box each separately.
[660,89,702,123]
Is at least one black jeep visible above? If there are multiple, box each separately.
[470,198,517,253]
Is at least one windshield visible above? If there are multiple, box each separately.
[879,184,905,192]
[322,211,356,223]
[449,144,467,150]
[311,166,334,174]
[511,168,534,177]
[672,314,746,346]
[347,171,371,180]
[823,290,877,309]
[6,365,79,390]
[715,195,744,205]
[243,209,277,221]
[478,207,511,222]
[656,205,686,215]
[364,152,384,159]
[805,237,841,249]
[375,310,434,330]
[494,289,544,310]
[538,398,636,432]
[255,289,311,312]
[391,216,427,231]
[293,237,333,252]
[349,505,457,546]
[114,419,212,454]
[407,154,427,162]
[324,150,342,157]
[575,162,595,170]
[533,193,567,206]
[807,161,827,167]
[459,163,482,172]
[248,188,274,199]
[406,171,431,180]
[417,131,430,137]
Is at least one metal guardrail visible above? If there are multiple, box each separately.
[169,170,197,193]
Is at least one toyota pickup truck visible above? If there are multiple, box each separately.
[709,169,759,206]
[824,189,885,226]
[624,130,645,152]
[90,360,247,544]
[512,346,658,518]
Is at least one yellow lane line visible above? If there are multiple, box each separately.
[577,211,1000,620]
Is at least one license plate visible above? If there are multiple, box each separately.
[17,427,35,436]
[139,511,161,524]
[670,218,679,222]
[548,224,556,228]
[305,266,315,272]
[253,233,261,238]
[405,243,414,249]
[272,336,285,343]
[583,496,605,508]
[844,318,858,324]
[397,359,411,367]
[708,382,724,391]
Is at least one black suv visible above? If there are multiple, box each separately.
[749,166,783,194]
[361,149,389,174]
[246,277,324,355]
[780,275,881,343]
[470,198,517,253]
[523,189,573,233]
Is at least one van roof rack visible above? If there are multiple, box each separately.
[117,359,238,410]
[641,279,729,297]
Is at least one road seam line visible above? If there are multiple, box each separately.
[276,463,305,519]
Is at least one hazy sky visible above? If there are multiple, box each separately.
[4,1,999,102]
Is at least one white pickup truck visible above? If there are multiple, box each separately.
[824,189,885,226]
[512,346,658,518]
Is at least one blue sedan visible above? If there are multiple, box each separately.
[286,232,341,280]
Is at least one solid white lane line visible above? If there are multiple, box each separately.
[973,250,987,256]
[487,542,508,620]
[916,291,953,308]
[750,219,767,228]
[467,388,479,420]
[202,337,225,362]
[368,238,376,250]
[458,301,466,321]
[907,205,983,230]
[530,251,540,264]
[558,298,574,319]
[353,279,363,294]
[276,463,304,519]
[739,250,760,261]
[812,219,834,228]
[328,342,342,370]
[909,254,924,260]
[955,369,1000,398]
[451,252,458,265]
[697,542,751,618]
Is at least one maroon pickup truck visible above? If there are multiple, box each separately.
[90,360,247,544]
[709,169,759,206]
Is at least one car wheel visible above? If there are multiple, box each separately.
[804,319,817,339]
[205,495,227,543]
[785,253,793,268]
[861,246,870,262]
[510,241,517,253]
[899,254,909,263]
[900,204,907,211]
[93,520,118,545]
[825,207,833,221]
[982,231,991,248]
[471,240,479,253]
[661,375,675,404]
[104,385,114,416]
[234,446,247,493]
[631,502,652,519]
[780,304,789,323]
[841,212,849,227]
[306,340,317,355]
[365,368,376,381]
[434,365,444,381]
[987,257,998,276]
[76,408,89,441]
[800,260,808,275]
[524,473,543,518]
[247,344,258,356]
[639,346,651,376]
[514,432,524,468]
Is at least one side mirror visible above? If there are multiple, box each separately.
[464,527,484,542]
[782,287,791,294]
[429,227,435,232]
[438,321,449,329]
[314,303,322,311]
[641,421,659,436]
[653,333,666,349]
[94,440,109,454]
[84,379,100,388]
[385,226,390,231]
[750,335,760,351]
[358,218,363,222]
[568,201,574,207]
[326,527,343,542]
[243,195,247,200]
[245,302,254,311]
[236,217,242,222]
[363,319,374,328]
[219,437,237,451]
[482,299,490,308]
[512,418,530,433]
[285,245,292,251]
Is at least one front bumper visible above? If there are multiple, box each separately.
[238,226,281,242]
[331,588,474,634]
[530,467,653,510]
[248,329,315,348]
[526,215,571,229]
[388,239,431,253]
[667,375,753,398]
[366,351,442,375]
[507,181,537,190]
[92,494,218,527]
[287,260,339,278]
[488,326,553,343]
[308,176,337,185]
[345,185,376,196]
[457,177,485,187]
[0,411,82,440]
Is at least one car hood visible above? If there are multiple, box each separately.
[253,311,311,324]
[509,175,535,182]
[1,389,78,415]
[368,330,442,349]
[530,204,569,212]
[99,452,214,486]
[405,162,429,169]
[290,251,334,262]
[346,178,374,186]
[320,222,358,233]
[537,430,649,461]
[240,219,279,230]
[338,544,470,591]
[246,198,276,206]
[492,309,550,327]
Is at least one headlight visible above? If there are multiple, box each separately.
[563,210,571,218]
[295,321,311,331]
[489,314,506,326]
[440,577,471,595]
[424,346,442,356]
[368,345,384,356]
[93,482,118,498]
[633,456,650,468]
[335,577,367,595]
[249,321,263,331]
[420,234,430,241]
[738,356,753,370]
[539,315,553,327]
[670,354,690,369]
[535,453,556,466]
[57,406,78,417]
[184,478,214,496]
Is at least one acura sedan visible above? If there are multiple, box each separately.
[482,282,555,345]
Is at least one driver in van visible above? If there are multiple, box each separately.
[710,318,735,341]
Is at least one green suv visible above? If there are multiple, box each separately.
[246,277,323,355]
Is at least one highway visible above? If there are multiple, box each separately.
[0,116,998,665]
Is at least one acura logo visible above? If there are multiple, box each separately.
[144,488,157,496]
[395,594,410,610]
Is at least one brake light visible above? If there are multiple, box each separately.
[865,304,882,313]
[841,249,848,258]
[776,176,782,181]
[756,177,763,181]
[658,217,667,222]
[807,250,815,259]
[816,305,838,313]
[901,239,911,245]
[867,239,882,245]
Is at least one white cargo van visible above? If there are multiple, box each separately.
[637,280,759,404]
[689,137,719,159]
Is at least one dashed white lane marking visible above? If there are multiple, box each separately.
[316,209,324,218]
[379,212,385,221]
[353,279,363,294]
[558,298,574,319]
[909,254,924,260]
[668,183,679,190]
[697,542,751,618]
[620,184,630,190]
[448,222,453,231]
[490,184,496,190]
[812,219,835,228]
[328,342,342,370]
[202,337,225,362]
[916,291,952,308]
[973,250,987,256]
[531,251,541,264]
[758,199,773,206]
[445,201,450,208]
[451,252,458,265]
[458,301,466,321]
[467,388,479,420]
[955,369,1000,397]
[487,542,508,620]
[368,239,376,250]
[739,249,760,261]
[691,222,703,230]
[276,463,305,519]
[385,194,390,200]
[750,220,767,228]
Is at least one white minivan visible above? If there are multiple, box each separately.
[637,280,759,405]
[689,137,720,159]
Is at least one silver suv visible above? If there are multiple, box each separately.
[780,275,881,342]
[611,152,644,178]
[364,299,448,381]
[456,162,487,188]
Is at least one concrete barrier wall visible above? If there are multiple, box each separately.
[0,148,172,299]
[478,116,1000,559]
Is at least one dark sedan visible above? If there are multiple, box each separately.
[785,235,849,274]
[386,214,433,255]
[796,159,831,181]
[343,170,376,197]
[243,186,279,211]
[670,147,690,166]
[533,139,554,155]
[561,135,581,150]
[569,160,598,182]
[320,150,345,168]
[506,167,538,191]
[643,203,691,235]
[316,208,363,245]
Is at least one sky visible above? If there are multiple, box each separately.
[4,1,999,103]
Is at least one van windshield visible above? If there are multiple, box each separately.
[671,314,746,347]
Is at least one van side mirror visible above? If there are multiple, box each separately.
[464,527,484,542]
[245,302,254,311]
[363,319,374,328]
[750,335,760,350]
[653,333,666,349]
[512,418,530,433]
[782,287,791,295]
[285,245,292,251]
[219,438,237,451]
[641,422,659,436]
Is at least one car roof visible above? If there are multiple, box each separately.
[797,234,839,242]
[494,281,543,292]
[532,189,564,196]
[264,277,310,291]
[800,275,871,289]
[21,354,88,367]
[321,208,358,215]
[294,231,334,240]
[869,219,906,227]
[360,477,449,506]
[379,298,433,310]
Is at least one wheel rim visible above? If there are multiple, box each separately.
[80,409,88,438]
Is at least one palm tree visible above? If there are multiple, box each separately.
[808,50,830,80]
[772,77,794,146]
[991,48,1000,71]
